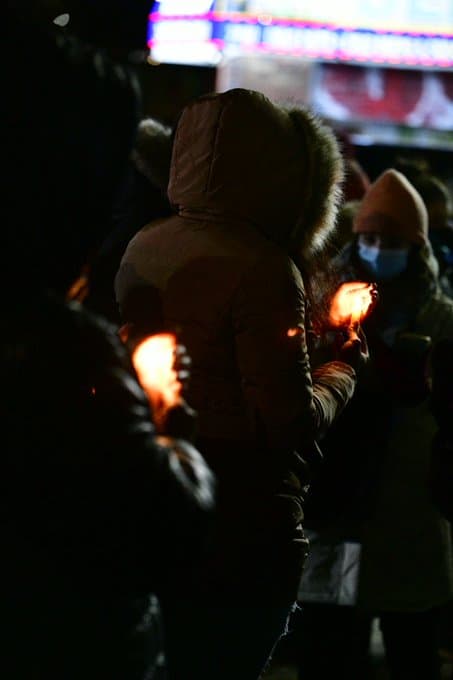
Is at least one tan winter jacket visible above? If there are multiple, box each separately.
[115,91,358,600]
[116,89,355,457]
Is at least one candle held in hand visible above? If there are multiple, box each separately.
[132,333,182,428]
[329,282,376,330]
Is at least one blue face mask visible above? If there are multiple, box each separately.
[358,243,410,280]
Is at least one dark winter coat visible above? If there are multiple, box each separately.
[3,10,215,678]
[2,293,214,680]
[116,88,357,600]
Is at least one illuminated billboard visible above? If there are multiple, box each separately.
[149,0,453,68]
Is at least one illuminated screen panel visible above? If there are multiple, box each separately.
[216,0,453,36]
[149,1,219,64]
[312,64,453,129]
[149,0,453,68]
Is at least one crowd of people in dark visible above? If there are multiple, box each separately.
[5,2,453,679]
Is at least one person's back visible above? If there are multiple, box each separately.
[116,88,366,679]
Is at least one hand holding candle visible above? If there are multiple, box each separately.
[329,281,378,333]
[132,333,183,433]
[328,281,377,370]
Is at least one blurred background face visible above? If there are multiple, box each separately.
[357,232,411,280]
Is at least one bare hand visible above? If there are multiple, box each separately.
[337,325,369,372]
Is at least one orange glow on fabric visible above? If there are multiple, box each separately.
[329,282,376,329]
[287,328,301,338]
[132,333,182,423]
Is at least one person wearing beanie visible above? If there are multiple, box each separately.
[354,167,428,241]
[351,168,435,299]
[295,168,453,679]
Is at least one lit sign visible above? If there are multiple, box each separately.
[149,0,453,68]
[215,0,453,36]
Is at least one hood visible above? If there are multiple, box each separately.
[168,88,344,258]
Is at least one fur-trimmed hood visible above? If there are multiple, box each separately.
[168,88,343,259]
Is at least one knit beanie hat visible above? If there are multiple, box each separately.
[353,169,428,245]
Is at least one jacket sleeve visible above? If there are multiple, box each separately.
[43,303,215,591]
[232,253,356,451]
[83,306,214,495]
[418,291,453,341]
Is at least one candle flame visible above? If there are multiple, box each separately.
[329,282,376,329]
[132,333,182,420]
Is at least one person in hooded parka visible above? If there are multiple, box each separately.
[115,88,368,680]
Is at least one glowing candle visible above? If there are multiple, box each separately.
[329,282,376,329]
[132,333,182,428]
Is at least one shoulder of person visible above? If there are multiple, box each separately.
[418,289,453,339]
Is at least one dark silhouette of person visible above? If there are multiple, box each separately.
[3,4,214,679]
[116,88,367,679]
